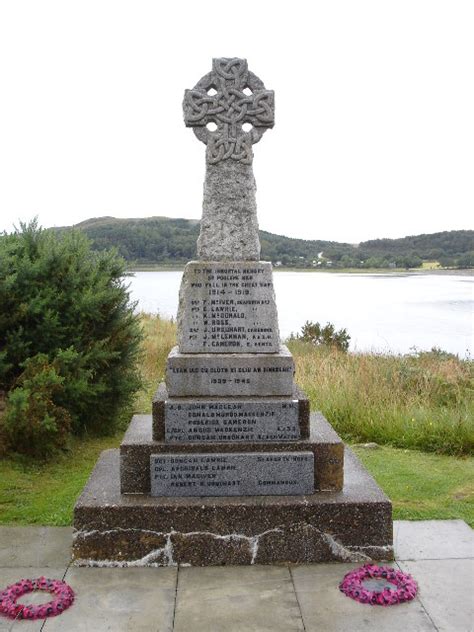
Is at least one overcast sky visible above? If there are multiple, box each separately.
[0,0,472,243]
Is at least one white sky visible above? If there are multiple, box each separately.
[0,0,473,243]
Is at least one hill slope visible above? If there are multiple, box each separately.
[61,217,473,269]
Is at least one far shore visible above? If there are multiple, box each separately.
[126,264,474,275]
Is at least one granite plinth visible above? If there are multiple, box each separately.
[152,382,310,442]
[177,261,280,353]
[120,413,343,494]
[73,447,393,566]
[165,345,295,397]
[151,452,314,497]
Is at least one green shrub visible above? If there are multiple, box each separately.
[291,321,350,352]
[3,354,71,458]
[0,220,142,454]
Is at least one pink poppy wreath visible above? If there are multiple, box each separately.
[0,577,74,620]
[339,564,417,606]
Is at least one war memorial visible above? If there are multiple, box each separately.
[72,58,393,566]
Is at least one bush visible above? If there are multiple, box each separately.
[3,355,71,458]
[292,321,350,352]
[0,220,143,454]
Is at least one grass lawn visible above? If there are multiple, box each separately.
[353,445,473,526]
[0,434,122,526]
[0,435,472,527]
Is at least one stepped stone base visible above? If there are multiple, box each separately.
[152,382,310,442]
[72,448,393,566]
[120,412,343,494]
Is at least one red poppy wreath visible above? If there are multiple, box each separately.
[0,577,74,620]
[339,564,417,606]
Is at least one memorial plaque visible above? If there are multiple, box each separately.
[165,397,300,443]
[177,262,280,353]
[152,382,311,442]
[150,452,314,497]
[166,345,295,397]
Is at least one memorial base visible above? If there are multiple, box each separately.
[72,447,393,566]
[121,413,343,494]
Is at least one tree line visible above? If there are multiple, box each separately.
[55,217,473,269]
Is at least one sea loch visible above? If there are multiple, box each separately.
[128,270,473,357]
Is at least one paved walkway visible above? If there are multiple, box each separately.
[0,520,472,631]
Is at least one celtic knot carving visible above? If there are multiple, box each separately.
[183,58,274,164]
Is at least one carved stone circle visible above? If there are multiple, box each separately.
[183,58,274,165]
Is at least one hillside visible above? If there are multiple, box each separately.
[62,217,473,269]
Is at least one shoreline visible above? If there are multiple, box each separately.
[126,265,473,275]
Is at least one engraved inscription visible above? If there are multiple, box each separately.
[165,400,300,443]
[150,452,314,497]
[178,262,280,353]
[165,345,295,397]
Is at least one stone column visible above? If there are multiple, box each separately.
[198,161,260,261]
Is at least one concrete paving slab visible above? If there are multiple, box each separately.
[0,521,472,631]
[173,565,304,632]
[395,520,473,560]
[0,527,73,568]
[0,567,66,631]
[42,566,177,632]
[399,559,474,632]
[291,563,435,632]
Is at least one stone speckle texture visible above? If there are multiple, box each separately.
[152,382,310,442]
[73,447,391,566]
[165,344,295,397]
[198,161,260,260]
[164,402,301,443]
[176,261,280,353]
[150,452,314,497]
[121,413,341,495]
[183,58,274,260]
[183,58,274,166]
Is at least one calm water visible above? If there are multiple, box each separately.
[127,271,473,357]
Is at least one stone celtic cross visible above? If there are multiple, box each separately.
[183,57,274,165]
[183,58,274,261]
